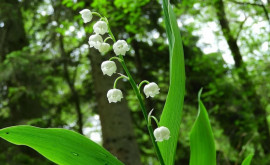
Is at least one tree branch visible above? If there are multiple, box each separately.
[228,0,270,26]
[228,0,263,6]
[59,35,83,134]
[236,16,248,40]
[259,0,270,26]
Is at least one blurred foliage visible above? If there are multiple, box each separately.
[0,0,269,164]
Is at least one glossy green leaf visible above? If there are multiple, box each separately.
[159,0,185,165]
[189,89,216,165]
[0,125,123,165]
[241,154,254,165]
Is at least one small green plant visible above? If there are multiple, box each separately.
[0,0,254,165]
[80,5,169,164]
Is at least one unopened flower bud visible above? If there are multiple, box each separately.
[88,34,103,49]
[113,40,129,56]
[79,9,92,23]
[107,89,123,103]
[143,82,160,98]
[93,21,108,35]
[101,61,117,76]
[154,126,170,142]
[98,43,110,53]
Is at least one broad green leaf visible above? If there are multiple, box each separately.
[189,89,216,165]
[0,125,123,165]
[241,154,254,165]
[159,0,185,165]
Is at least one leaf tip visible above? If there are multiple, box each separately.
[198,87,203,101]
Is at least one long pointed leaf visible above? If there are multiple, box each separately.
[241,154,254,165]
[189,89,216,165]
[0,125,123,165]
[159,0,185,165]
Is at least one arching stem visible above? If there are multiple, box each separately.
[104,37,113,43]
[113,75,129,89]
[138,80,150,92]
[109,57,122,63]
[91,12,102,18]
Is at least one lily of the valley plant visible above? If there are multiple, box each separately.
[80,8,170,164]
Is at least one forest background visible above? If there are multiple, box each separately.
[0,0,269,164]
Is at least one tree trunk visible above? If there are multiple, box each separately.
[214,0,270,154]
[88,49,142,165]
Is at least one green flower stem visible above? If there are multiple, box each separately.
[104,15,164,164]
[118,55,165,165]
[113,75,129,89]
[104,37,113,43]
[150,116,160,127]
[91,12,102,18]
[104,17,116,43]
[138,80,150,92]
[109,57,122,62]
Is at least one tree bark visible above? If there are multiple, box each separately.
[88,49,142,165]
[214,0,270,154]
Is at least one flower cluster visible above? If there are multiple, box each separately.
[80,9,169,142]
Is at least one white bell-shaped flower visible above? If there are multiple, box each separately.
[79,9,92,23]
[107,89,123,103]
[113,40,130,56]
[101,61,117,76]
[143,82,160,98]
[154,126,170,142]
[98,43,110,53]
[93,21,108,35]
[88,34,103,49]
